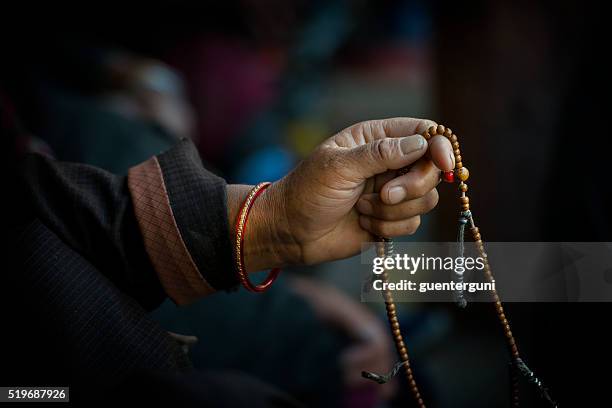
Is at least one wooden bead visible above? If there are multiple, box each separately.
[459,183,468,192]
[456,166,469,181]
[422,131,431,140]
[472,227,479,234]
[452,141,459,149]
[428,125,437,135]
[450,134,457,143]
[456,161,463,168]
[444,127,452,137]
[460,196,469,204]
[455,154,462,163]
[437,125,445,135]
[474,233,481,241]
[461,203,470,211]
[453,148,461,156]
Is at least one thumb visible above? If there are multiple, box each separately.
[345,135,427,180]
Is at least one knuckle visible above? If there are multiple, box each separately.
[411,177,428,197]
[418,118,438,134]
[406,216,421,235]
[372,139,394,162]
[351,120,377,143]
[425,189,439,211]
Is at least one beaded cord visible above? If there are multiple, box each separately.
[362,125,556,408]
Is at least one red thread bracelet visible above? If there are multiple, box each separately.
[234,182,281,292]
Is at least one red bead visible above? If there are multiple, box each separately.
[442,171,455,183]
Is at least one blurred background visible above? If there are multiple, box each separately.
[2,1,611,407]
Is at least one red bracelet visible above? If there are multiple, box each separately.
[234,182,281,292]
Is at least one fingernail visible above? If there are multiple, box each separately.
[400,135,425,155]
[357,198,373,215]
[448,151,455,169]
[388,186,406,204]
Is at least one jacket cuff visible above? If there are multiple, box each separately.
[127,139,238,305]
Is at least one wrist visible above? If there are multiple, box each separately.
[227,179,301,273]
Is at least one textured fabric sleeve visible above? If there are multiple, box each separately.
[129,138,238,304]
[20,138,238,307]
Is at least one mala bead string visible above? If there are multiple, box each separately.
[434,124,556,407]
[361,239,426,408]
[363,124,556,408]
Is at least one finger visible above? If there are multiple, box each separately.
[357,189,439,221]
[344,135,428,180]
[362,117,437,141]
[428,134,455,172]
[373,170,397,192]
[359,215,421,237]
[331,117,438,147]
[379,159,440,204]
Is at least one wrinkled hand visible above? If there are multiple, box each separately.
[232,117,454,272]
[279,117,454,266]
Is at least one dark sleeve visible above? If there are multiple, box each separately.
[21,138,238,307]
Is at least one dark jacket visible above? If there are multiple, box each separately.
[5,136,297,406]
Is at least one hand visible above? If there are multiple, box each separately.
[229,117,454,271]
